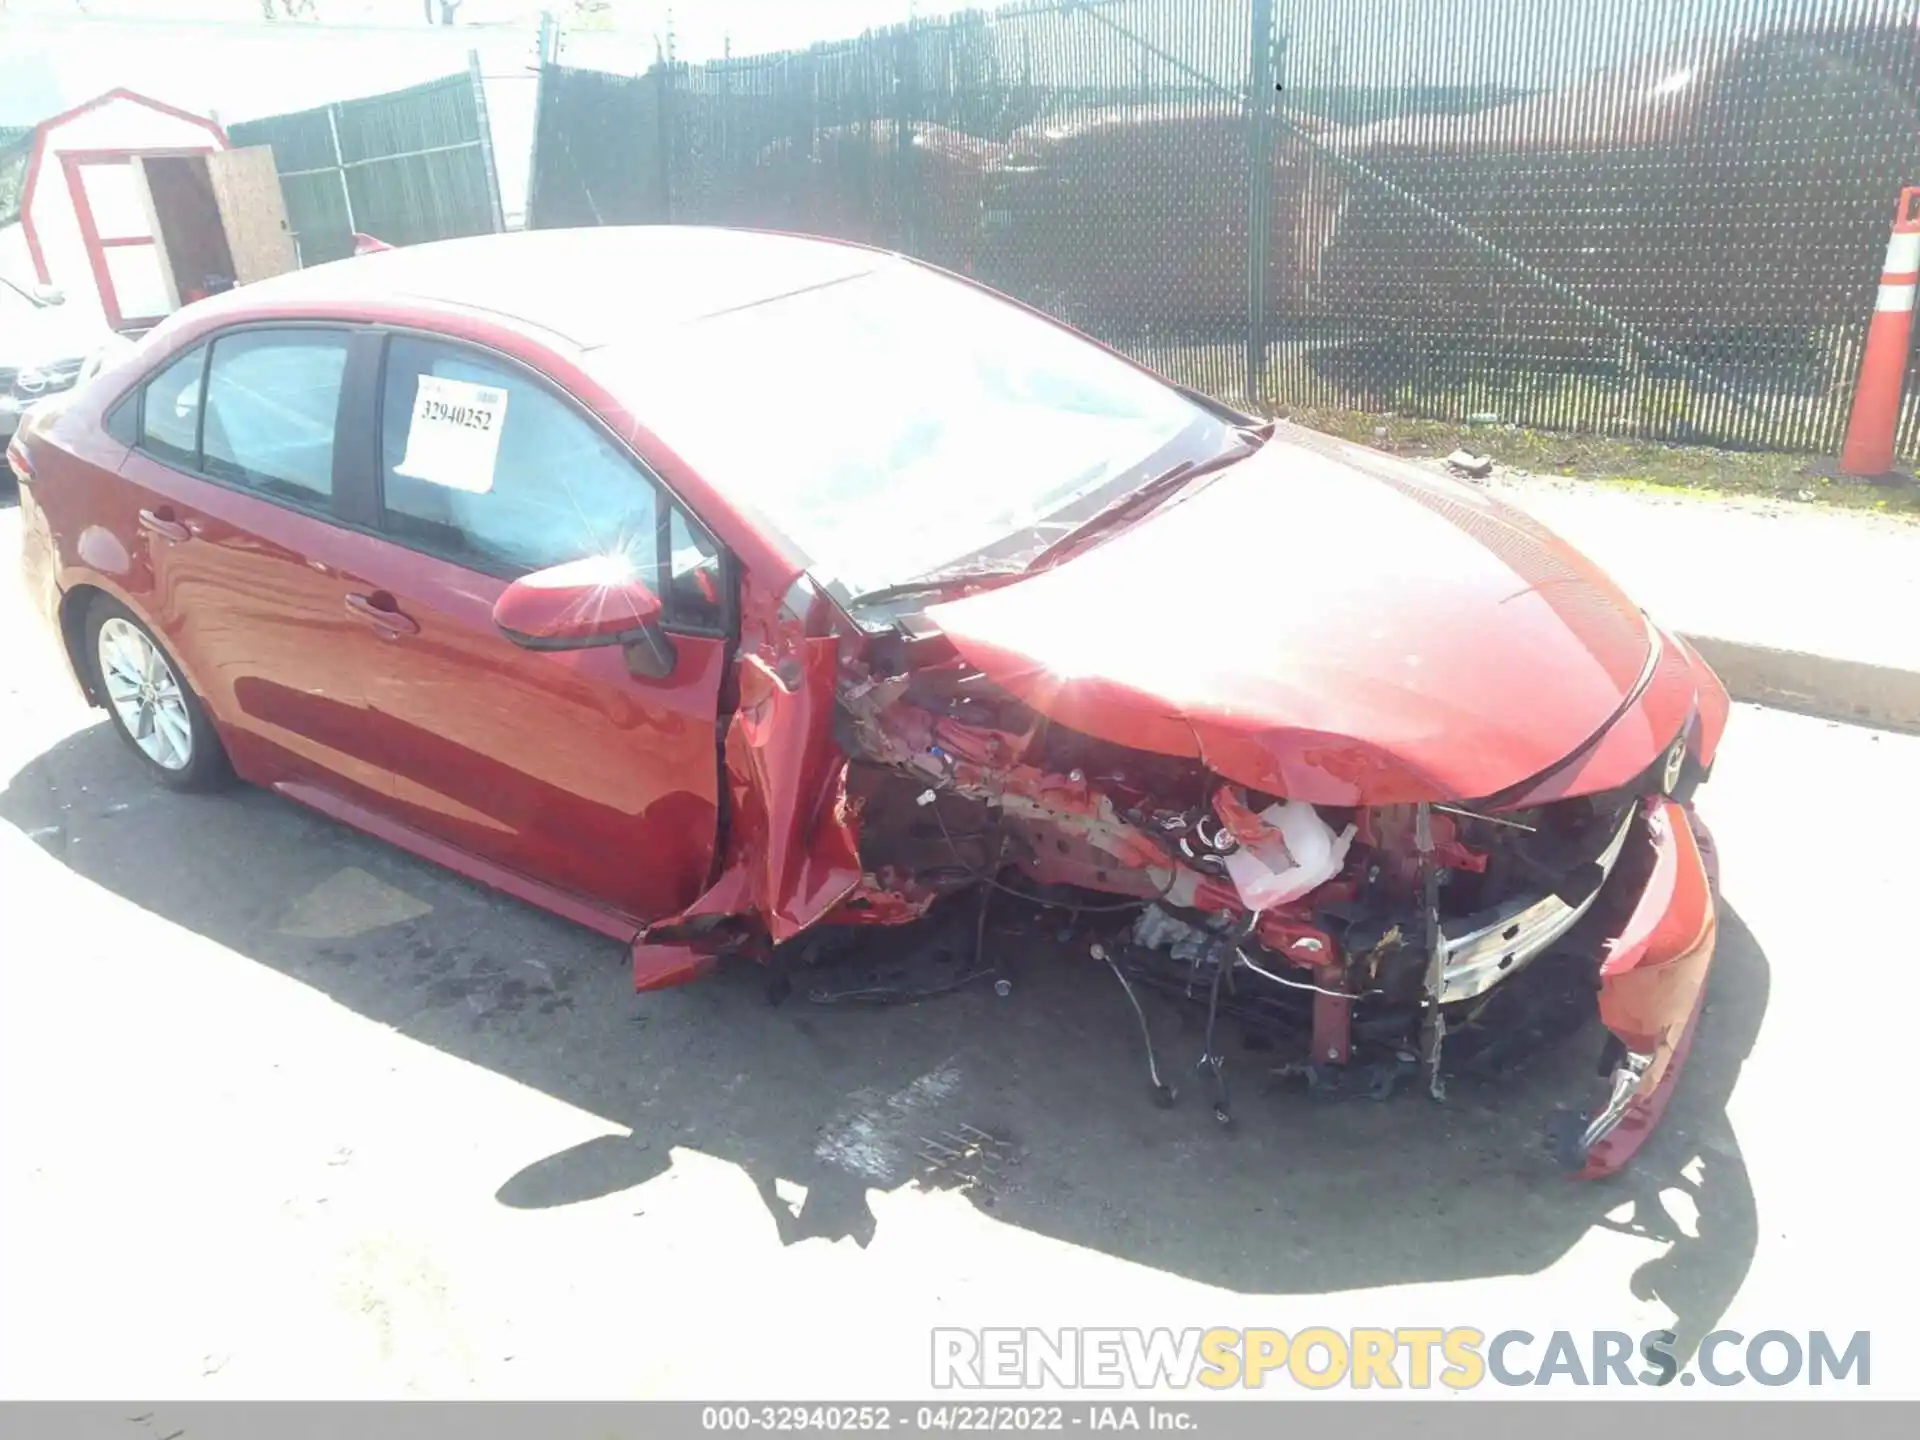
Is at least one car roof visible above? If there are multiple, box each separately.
[233,226,896,349]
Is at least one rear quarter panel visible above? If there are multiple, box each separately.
[15,453,67,648]
[16,312,263,707]
[14,386,165,693]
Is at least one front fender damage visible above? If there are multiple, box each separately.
[632,640,863,990]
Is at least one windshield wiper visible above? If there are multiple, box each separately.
[843,565,1026,611]
[1024,431,1264,575]
[843,425,1271,610]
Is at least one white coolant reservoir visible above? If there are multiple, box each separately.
[1221,799,1358,912]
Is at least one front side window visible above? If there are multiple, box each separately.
[379,336,724,628]
[202,329,348,503]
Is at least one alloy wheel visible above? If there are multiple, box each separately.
[96,617,194,771]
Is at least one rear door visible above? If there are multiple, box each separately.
[114,324,398,808]
[329,331,731,924]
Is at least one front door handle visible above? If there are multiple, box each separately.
[345,591,419,637]
[137,507,191,543]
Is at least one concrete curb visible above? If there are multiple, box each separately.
[1680,633,1920,734]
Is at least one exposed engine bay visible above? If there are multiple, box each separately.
[791,647,1709,1173]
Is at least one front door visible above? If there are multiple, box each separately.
[335,332,731,925]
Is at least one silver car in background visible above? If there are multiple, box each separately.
[1,276,123,444]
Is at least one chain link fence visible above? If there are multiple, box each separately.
[230,70,504,268]
[531,0,1920,455]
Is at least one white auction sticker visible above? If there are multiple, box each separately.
[393,374,509,493]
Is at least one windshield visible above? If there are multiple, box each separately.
[592,260,1233,601]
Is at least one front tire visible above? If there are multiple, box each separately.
[85,597,231,791]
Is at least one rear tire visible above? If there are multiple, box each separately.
[85,597,231,792]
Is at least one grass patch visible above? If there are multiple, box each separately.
[1271,405,1920,520]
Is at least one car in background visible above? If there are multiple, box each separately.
[1,275,121,446]
[7,227,1728,1182]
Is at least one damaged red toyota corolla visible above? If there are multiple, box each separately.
[8,227,1727,1179]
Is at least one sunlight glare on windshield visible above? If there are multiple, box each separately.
[594,260,1220,598]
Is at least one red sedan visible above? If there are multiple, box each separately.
[7,227,1727,1178]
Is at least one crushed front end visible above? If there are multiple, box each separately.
[815,633,1723,1180]
[632,456,1728,1182]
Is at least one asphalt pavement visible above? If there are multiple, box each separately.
[1,488,1913,1399]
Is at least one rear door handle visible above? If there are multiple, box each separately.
[137,507,191,543]
[345,591,419,637]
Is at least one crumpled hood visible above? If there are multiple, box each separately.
[927,430,1692,805]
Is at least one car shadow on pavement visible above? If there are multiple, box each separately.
[1,718,1765,1347]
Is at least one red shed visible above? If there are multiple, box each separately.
[0,87,293,334]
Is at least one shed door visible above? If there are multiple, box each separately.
[60,150,210,331]
[204,147,298,285]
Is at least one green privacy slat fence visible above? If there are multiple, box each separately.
[532,0,1920,455]
[528,64,670,229]
[0,132,32,228]
[230,73,500,267]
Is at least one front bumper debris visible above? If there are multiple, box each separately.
[1439,805,1638,1003]
[1078,791,1718,1180]
[1556,798,1719,1178]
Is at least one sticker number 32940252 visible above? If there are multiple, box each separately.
[420,397,497,430]
[394,374,510,493]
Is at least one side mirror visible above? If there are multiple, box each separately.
[492,555,664,650]
[32,285,64,306]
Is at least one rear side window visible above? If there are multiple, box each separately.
[202,329,348,504]
[135,345,206,468]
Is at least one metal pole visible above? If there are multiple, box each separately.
[468,49,507,233]
[898,20,919,256]
[1245,0,1277,410]
[525,11,557,229]
[326,102,356,236]
[1415,801,1446,1102]
[338,141,490,167]
[655,57,677,223]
